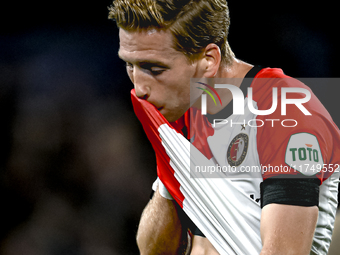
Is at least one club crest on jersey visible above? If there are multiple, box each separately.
[227,133,249,166]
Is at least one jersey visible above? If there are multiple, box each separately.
[179,67,340,254]
[132,67,340,254]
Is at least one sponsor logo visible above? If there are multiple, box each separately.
[285,133,323,176]
[289,145,320,163]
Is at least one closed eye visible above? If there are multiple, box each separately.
[149,67,166,75]
[124,62,168,76]
[140,63,167,76]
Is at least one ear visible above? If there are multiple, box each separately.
[200,43,221,78]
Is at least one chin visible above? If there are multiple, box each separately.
[161,106,188,123]
[164,115,177,123]
[162,111,180,123]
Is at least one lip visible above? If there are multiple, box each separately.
[146,100,162,110]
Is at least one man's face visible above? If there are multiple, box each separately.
[118,28,202,122]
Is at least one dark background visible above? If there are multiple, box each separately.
[0,1,339,254]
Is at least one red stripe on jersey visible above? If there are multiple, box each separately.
[131,90,185,206]
[131,90,215,207]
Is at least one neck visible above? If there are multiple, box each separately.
[205,58,254,115]
[217,58,254,80]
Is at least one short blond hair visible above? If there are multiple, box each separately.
[108,0,235,65]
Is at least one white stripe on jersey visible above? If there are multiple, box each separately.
[159,124,262,255]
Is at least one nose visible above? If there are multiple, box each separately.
[133,68,150,100]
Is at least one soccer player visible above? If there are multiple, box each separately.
[109,0,340,254]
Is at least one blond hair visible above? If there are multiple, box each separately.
[108,0,235,65]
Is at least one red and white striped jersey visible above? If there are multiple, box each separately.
[132,67,340,255]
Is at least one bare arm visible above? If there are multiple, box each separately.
[260,204,318,255]
[136,186,188,255]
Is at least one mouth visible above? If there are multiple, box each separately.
[147,101,163,111]
[155,105,164,111]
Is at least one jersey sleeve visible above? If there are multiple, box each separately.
[252,70,340,184]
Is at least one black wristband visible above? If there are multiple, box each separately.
[260,176,320,208]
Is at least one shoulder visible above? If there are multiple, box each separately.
[250,67,329,119]
[250,68,312,103]
[254,67,287,79]
[251,68,340,181]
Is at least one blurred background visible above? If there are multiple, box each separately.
[0,1,339,254]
